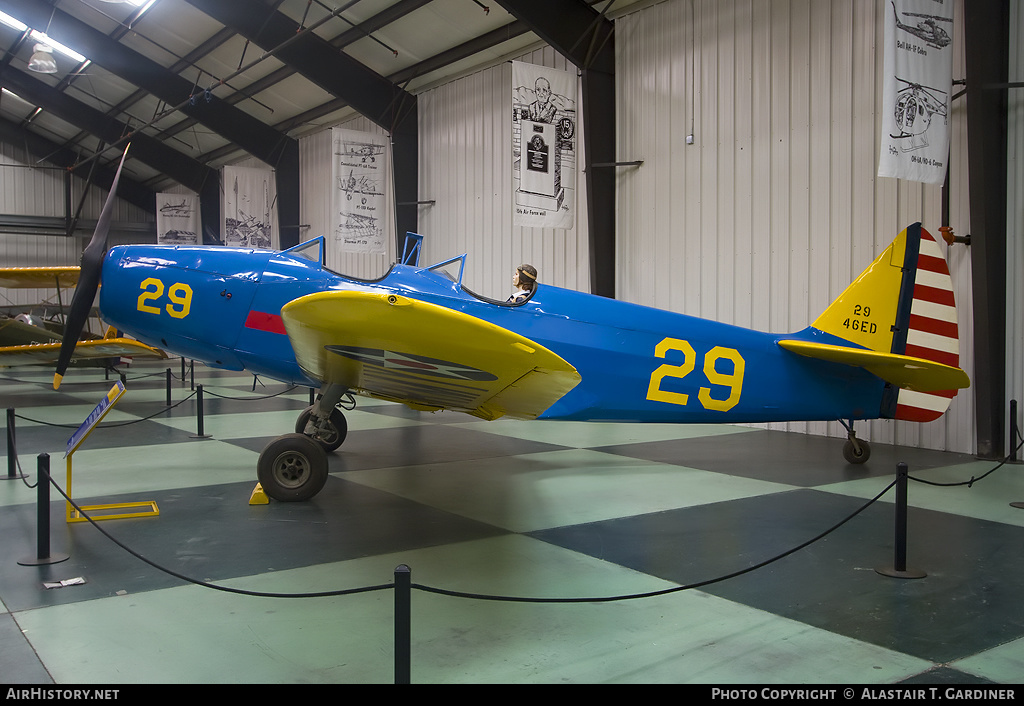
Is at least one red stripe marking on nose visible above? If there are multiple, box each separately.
[245,310,287,334]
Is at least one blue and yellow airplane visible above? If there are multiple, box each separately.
[49,148,969,502]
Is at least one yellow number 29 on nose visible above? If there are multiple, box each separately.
[166,283,193,319]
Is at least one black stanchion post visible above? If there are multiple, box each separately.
[395,564,411,684]
[166,368,172,407]
[181,356,186,381]
[1011,400,1020,463]
[6,408,13,478]
[18,454,68,566]
[190,362,195,391]
[1010,400,1024,509]
[876,462,925,579]
[6,408,25,481]
[192,385,211,439]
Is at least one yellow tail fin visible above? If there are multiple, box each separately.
[789,224,966,421]
[811,228,910,353]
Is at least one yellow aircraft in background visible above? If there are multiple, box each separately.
[0,266,166,369]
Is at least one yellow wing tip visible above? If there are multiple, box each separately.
[53,372,63,390]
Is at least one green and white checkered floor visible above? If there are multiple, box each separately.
[2,360,1022,684]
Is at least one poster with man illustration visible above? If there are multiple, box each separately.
[512,61,577,230]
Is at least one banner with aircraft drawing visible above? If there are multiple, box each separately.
[332,127,389,255]
[512,61,576,230]
[877,0,954,185]
[222,165,277,249]
[156,192,199,245]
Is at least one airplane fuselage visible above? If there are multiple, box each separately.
[100,244,885,425]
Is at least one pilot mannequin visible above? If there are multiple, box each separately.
[508,264,537,303]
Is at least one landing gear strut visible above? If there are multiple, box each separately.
[298,383,350,452]
[295,405,348,452]
[839,419,871,464]
[256,383,350,502]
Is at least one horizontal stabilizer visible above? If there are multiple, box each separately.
[777,339,969,392]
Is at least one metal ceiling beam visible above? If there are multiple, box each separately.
[0,0,295,167]
[388,19,532,87]
[0,68,221,239]
[494,0,617,298]
[181,0,419,250]
[0,116,155,214]
[0,0,298,246]
[964,1,1010,459]
[66,26,238,156]
[328,0,434,48]
[156,1,429,145]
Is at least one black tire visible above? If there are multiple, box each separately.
[843,438,871,465]
[257,433,329,502]
[295,406,348,452]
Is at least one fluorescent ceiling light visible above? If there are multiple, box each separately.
[30,31,87,64]
[0,11,27,32]
[0,11,89,68]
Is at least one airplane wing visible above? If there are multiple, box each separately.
[0,267,80,288]
[280,290,581,421]
[0,317,166,368]
[0,335,167,368]
[776,339,969,392]
[1,265,166,368]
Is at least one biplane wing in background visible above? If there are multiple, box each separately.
[0,266,166,369]
[50,146,969,503]
[0,266,81,289]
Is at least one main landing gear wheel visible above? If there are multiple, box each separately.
[257,433,328,502]
[843,437,871,464]
[295,405,348,452]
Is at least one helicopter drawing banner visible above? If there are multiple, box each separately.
[877,0,955,185]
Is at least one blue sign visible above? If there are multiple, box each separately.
[66,380,125,457]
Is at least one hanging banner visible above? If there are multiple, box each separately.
[222,165,277,249]
[877,0,954,185]
[331,127,389,255]
[512,61,576,229]
[156,193,199,245]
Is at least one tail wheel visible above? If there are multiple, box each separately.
[258,433,329,502]
[295,406,348,452]
[843,438,871,465]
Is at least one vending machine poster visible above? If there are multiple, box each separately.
[512,61,577,229]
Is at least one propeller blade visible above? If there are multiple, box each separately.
[53,144,130,390]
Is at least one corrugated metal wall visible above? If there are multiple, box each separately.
[614,0,975,453]
[416,45,591,300]
[298,45,592,297]
[298,116,395,280]
[0,141,151,309]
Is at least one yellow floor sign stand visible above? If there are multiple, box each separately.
[64,380,159,523]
